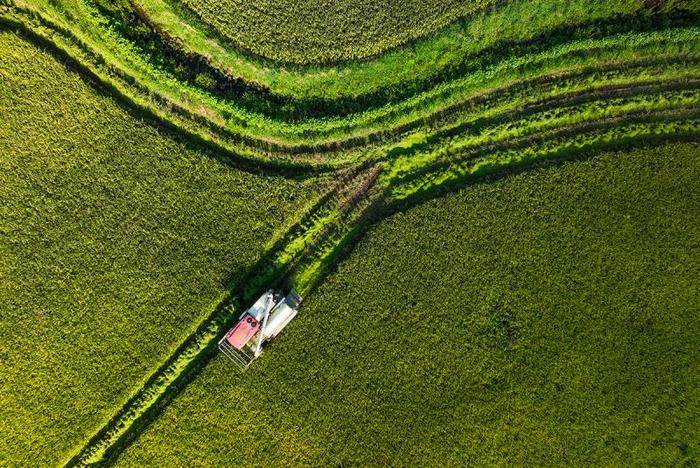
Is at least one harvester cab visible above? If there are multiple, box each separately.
[218,289,302,369]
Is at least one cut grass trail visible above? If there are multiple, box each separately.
[0,29,319,466]
[131,0,650,100]
[116,142,700,466]
[0,0,698,464]
[66,69,700,465]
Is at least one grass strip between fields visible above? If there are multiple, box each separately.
[2,0,698,156]
[2,5,698,165]
[63,163,377,466]
[3,1,697,462]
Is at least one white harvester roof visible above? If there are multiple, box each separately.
[218,289,302,369]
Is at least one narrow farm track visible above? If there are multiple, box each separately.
[2,10,697,168]
[63,162,382,467]
[72,125,698,466]
[2,0,698,464]
[118,0,700,103]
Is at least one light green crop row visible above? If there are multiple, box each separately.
[381,86,699,181]
[6,0,698,150]
[390,118,699,200]
[4,0,698,164]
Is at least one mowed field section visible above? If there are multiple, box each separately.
[0,30,318,465]
[115,143,700,466]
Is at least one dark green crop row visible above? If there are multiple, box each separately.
[90,0,700,121]
[130,0,656,99]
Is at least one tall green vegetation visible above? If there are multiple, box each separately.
[133,0,664,100]
[0,29,318,466]
[115,143,700,466]
[177,0,496,63]
[5,0,697,154]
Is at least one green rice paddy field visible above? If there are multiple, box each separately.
[176,0,495,63]
[0,0,698,464]
[116,143,700,466]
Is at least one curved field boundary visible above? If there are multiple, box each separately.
[4,0,698,152]
[0,13,335,175]
[408,87,700,166]
[373,84,700,186]
[389,114,700,199]
[168,0,503,65]
[378,75,700,161]
[85,0,700,120]
[385,97,700,186]
[129,0,677,100]
[3,2,698,167]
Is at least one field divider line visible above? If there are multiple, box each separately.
[388,116,700,202]
[305,124,700,301]
[140,0,506,68]
[377,76,700,175]
[388,91,700,187]
[0,4,336,171]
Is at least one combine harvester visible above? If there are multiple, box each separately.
[218,289,302,369]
